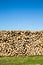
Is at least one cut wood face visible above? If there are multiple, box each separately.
[0,30,43,56]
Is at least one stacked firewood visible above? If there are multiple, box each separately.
[0,30,43,56]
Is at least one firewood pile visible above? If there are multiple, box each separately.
[0,30,43,56]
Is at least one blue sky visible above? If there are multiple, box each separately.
[0,0,43,30]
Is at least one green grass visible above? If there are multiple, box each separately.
[0,56,43,65]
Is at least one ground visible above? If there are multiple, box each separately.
[0,56,43,65]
